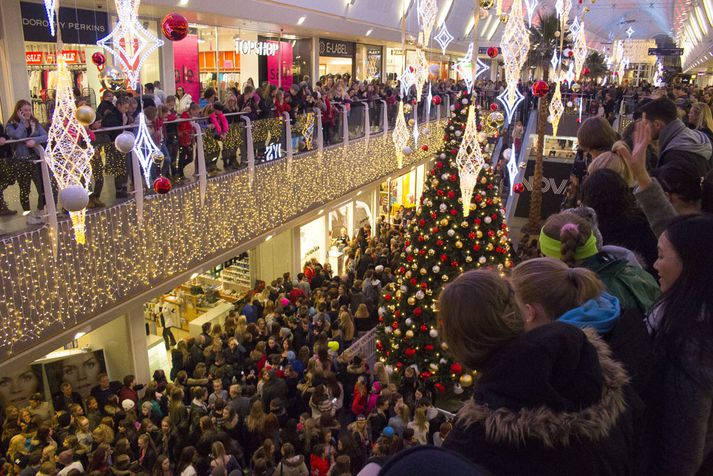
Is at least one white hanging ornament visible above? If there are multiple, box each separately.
[548,81,564,137]
[498,0,529,122]
[416,290,425,300]
[133,112,162,187]
[439,203,447,212]
[455,106,485,217]
[96,0,165,89]
[447,229,455,237]
[115,131,136,153]
[59,185,90,212]
[434,23,454,55]
[393,101,410,166]
[506,143,519,197]
[573,20,588,80]
[479,256,487,264]
[432,265,440,273]
[46,54,95,244]
[429,329,438,338]
[417,0,438,43]
[405,318,413,326]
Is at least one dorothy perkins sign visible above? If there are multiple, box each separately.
[21,2,108,44]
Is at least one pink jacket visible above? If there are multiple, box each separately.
[210,111,229,136]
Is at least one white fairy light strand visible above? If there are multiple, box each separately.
[392,101,410,167]
[96,0,164,89]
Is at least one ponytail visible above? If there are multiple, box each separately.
[559,224,580,268]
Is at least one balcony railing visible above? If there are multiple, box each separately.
[0,92,454,361]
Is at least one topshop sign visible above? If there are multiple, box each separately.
[234,39,279,56]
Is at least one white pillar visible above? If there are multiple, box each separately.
[0,0,31,120]
[160,39,176,95]
[321,214,329,265]
[311,37,320,85]
[125,304,151,386]
[347,200,355,239]
[291,227,301,280]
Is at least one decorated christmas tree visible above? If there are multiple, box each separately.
[376,91,513,395]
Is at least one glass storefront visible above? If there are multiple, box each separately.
[319,38,355,78]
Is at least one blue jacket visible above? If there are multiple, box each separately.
[6,120,47,159]
[558,293,621,335]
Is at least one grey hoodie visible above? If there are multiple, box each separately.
[658,119,712,174]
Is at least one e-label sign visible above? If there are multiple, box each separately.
[319,38,355,58]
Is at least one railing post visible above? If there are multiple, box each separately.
[436,96,441,121]
[283,111,293,168]
[445,94,451,118]
[241,116,255,189]
[342,106,349,145]
[35,145,58,258]
[192,122,207,206]
[363,102,370,141]
[380,99,388,133]
[130,150,144,222]
[314,108,324,154]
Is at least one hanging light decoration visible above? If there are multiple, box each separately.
[498,0,529,122]
[434,23,454,55]
[43,0,58,36]
[573,20,588,79]
[454,43,489,94]
[414,46,430,102]
[417,0,438,43]
[393,101,410,167]
[456,105,485,217]
[398,66,417,99]
[548,81,564,136]
[96,0,164,89]
[46,55,95,244]
[133,113,163,187]
[506,143,519,196]
[524,0,538,27]
[555,0,572,22]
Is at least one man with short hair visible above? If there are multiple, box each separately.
[90,373,120,413]
[227,384,251,419]
[208,378,228,407]
[143,82,162,106]
[153,80,166,104]
[53,382,83,413]
[117,374,141,406]
[639,97,712,174]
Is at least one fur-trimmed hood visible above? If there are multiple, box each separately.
[454,323,630,449]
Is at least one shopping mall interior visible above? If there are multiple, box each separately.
[1,0,713,473]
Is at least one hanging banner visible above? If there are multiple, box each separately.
[173,34,200,105]
[21,2,108,44]
[267,41,293,90]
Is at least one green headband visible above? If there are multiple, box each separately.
[539,229,598,261]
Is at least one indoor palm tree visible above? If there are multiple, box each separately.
[584,51,609,80]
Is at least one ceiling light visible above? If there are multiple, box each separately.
[437,0,454,26]
[178,0,189,5]
[480,15,493,38]
[366,29,373,36]
[297,16,306,25]
[265,235,273,241]
[695,6,708,35]
[465,16,475,36]
[74,331,86,339]
[486,15,500,40]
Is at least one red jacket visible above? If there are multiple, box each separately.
[352,386,367,416]
[275,100,291,116]
[309,454,329,476]
[178,111,193,147]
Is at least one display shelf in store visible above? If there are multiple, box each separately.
[188,301,234,338]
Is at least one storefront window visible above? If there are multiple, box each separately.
[356,45,383,81]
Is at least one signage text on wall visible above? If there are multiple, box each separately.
[235,39,279,56]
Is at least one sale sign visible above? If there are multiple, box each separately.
[266,40,293,90]
[173,34,200,104]
[26,52,43,65]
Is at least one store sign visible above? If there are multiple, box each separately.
[319,38,355,58]
[25,52,43,65]
[40,50,84,65]
[21,2,108,45]
[648,47,684,56]
[173,34,200,105]
[235,39,279,56]
[514,159,572,219]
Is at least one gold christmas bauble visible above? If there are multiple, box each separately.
[460,374,474,387]
[151,151,165,166]
[405,271,412,278]
[440,218,449,227]
[455,241,463,249]
[461,221,469,228]
[480,0,494,8]
[408,118,415,127]
[404,104,412,114]
[477,231,483,238]
[554,31,561,38]
[572,83,581,92]
[420,268,428,275]
[500,13,509,23]
[486,243,494,251]
[441,341,449,350]
[442,274,449,282]
[408,296,416,306]
[480,177,487,184]
[75,106,96,126]
[405,330,414,338]
[99,66,128,93]
[428,249,435,256]
[479,7,489,19]
[465,256,473,262]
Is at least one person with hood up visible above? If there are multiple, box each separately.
[511,257,653,396]
[274,442,308,476]
[639,97,712,175]
[440,269,639,475]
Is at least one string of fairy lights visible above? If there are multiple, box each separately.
[0,123,446,357]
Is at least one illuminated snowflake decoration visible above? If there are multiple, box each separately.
[570,16,581,40]
[564,61,576,87]
[434,23,454,55]
[549,81,564,136]
[550,49,560,71]
[398,66,416,98]
[626,26,634,38]
[134,112,162,187]
[96,0,164,89]
[417,0,438,43]
[507,143,519,196]
[573,21,588,79]
[496,87,524,124]
[44,0,57,36]
[455,43,490,94]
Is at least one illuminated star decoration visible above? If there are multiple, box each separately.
[455,105,485,217]
[46,55,95,244]
[434,23,454,55]
[550,49,560,71]
[570,16,581,40]
[96,0,164,89]
[417,0,438,42]
[564,61,576,87]
[507,143,519,196]
[134,112,162,187]
[43,0,57,36]
[399,66,416,98]
[626,26,634,38]
[499,0,530,121]
[524,0,538,27]
[454,43,489,94]
[496,87,524,123]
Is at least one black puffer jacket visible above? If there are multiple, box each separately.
[444,322,641,475]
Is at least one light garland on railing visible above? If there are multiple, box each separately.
[499,0,529,121]
[46,56,95,244]
[456,105,485,217]
[0,122,446,357]
[96,0,164,89]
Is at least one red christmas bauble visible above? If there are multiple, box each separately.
[436,239,444,246]
[489,103,498,112]
[153,176,172,194]
[449,209,457,216]
[532,80,549,98]
[486,46,499,58]
[404,348,416,358]
[450,362,463,374]
[414,307,423,317]
[582,66,590,76]
[447,190,455,199]
[432,95,442,106]
[410,278,418,286]
[91,52,106,67]
[435,383,446,394]
[391,321,399,329]
[424,344,434,351]
[513,182,525,193]
[420,324,428,332]
[384,293,392,301]
[432,226,439,233]
[436,161,444,169]
[421,145,429,151]
[162,13,189,41]
[568,50,575,58]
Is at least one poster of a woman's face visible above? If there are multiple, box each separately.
[0,366,43,410]
[45,350,106,399]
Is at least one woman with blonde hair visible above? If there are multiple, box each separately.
[354,303,370,333]
[338,310,355,346]
[209,440,240,473]
[587,140,634,186]
[439,269,637,474]
[407,407,429,445]
[688,101,713,142]
[244,400,266,456]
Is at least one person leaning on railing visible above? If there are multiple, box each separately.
[99,95,132,200]
[0,120,15,216]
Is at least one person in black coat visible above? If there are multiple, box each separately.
[52,382,84,413]
[0,123,16,215]
[439,270,640,476]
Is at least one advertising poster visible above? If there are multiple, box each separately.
[0,365,44,411]
[44,349,107,400]
[173,34,200,104]
[267,41,293,90]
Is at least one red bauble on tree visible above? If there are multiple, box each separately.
[532,80,549,97]
[489,103,498,112]
[153,176,172,194]
[91,52,106,67]
[486,46,499,58]
[161,13,189,41]
[513,182,525,193]
[450,362,463,374]
[404,348,417,358]
[432,95,442,106]
[421,145,429,151]
[581,66,590,76]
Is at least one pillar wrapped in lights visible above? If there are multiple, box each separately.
[46,55,95,244]
[96,0,164,89]
[573,20,588,80]
[455,105,485,217]
[548,81,564,137]
[392,102,410,168]
[498,0,530,121]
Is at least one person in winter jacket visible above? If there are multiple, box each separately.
[176,102,199,180]
[351,376,368,417]
[309,444,330,476]
[639,97,712,175]
[511,257,653,396]
[439,269,640,476]
[274,443,308,476]
[365,381,381,415]
[175,87,193,114]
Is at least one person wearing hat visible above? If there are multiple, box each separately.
[57,450,83,476]
[27,393,52,424]
[121,399,135,413]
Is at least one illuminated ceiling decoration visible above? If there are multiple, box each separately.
[625,26,634,38]
[399,66,416,98]
[550,49,560,71]
[46,55,96,244]
[570,17,581,39]
[524,0,538,27]
[573,22,587,80]
[43,0,58,36]
[498,0,529,122]
[555,0,572,22]
[454,43,489,93]
[417,0,438,42]
[456,105,485,217]
[392,101,410,167]
[96,0,164,89]
[434,23,454,55]
[506,143,518,196]
[414,46,430,101]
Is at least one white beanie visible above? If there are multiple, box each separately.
[121,399,135,411]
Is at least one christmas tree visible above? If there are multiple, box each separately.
[376,91,514,395]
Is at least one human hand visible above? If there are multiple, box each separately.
[626,120,653,189]
[0,137,5,146]
[26,139,36,148]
